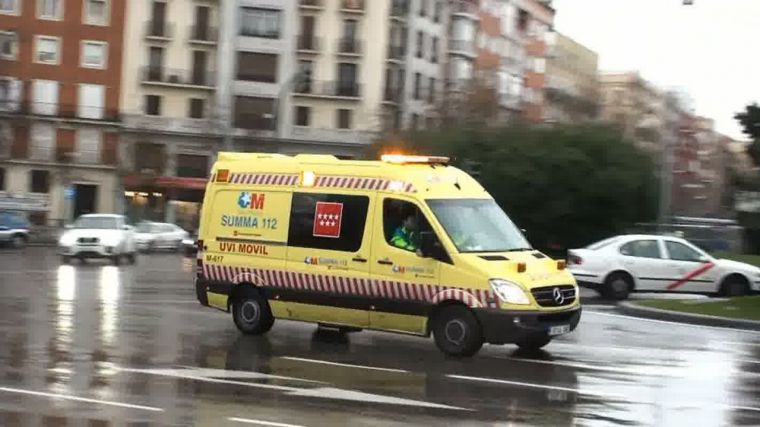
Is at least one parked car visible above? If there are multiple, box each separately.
[0,211,30,249]
[568,234,760,300]
[58,214,137,264]
[135,221,189,253]
[181,230,198,256]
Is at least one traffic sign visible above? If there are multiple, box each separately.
[64,186,76,200]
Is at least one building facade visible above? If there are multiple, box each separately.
[544,32,599,123]
[0,0,126,226]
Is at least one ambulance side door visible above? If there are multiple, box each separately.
[281,191,374,327]
[369,196,441,334]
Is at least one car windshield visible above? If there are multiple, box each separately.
[427,199,530,253]
[74,217,119,230]
[136,223,155,233]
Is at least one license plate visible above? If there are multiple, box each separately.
[549,324,571,336]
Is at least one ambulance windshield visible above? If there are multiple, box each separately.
[427,199,531,253]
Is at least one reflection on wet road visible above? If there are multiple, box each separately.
[1,248,759,426]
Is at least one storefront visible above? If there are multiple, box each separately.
[123,175,207,231]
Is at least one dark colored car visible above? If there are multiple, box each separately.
[181,231,198,256]
[0,211,30,249]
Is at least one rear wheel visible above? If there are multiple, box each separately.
[602,272,633,300]
[516,333,552,351]
[127,253,137,265]
[432,305,484,357]
[721,276,750,297]
[11,234,26,249]
[232,287,275,335]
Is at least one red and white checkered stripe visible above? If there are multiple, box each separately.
[200,263,496,308]
[314,176,418,193]
[228,173,299,186]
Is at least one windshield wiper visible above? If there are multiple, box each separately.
[505,248,533,252]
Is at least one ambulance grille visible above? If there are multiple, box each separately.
[530,285,576,307]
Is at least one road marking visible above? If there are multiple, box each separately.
[584,310,760,334]
[286,387,469,411]
[228,417,305,427]
[280,357,409,374]
[728,405,760,413]
[719,341,760,347]
[0,386,163,412]
[446,374,624,400]
[499,356,674,377]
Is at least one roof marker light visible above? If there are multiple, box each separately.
[387,180,405,191]
[381,154,450,165]
[302,171,316,187]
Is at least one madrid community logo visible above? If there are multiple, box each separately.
[238,192,252,209]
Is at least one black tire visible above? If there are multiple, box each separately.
[721,276,750,297]
[61,255,71,264]
[516,333,552,351]
[11,234,26,249]
[602,272,633,301]
[127,253,137,265]
[111,255,122,266]
[432,305,484,357]
[232,287,275,335]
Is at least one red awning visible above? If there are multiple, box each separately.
[123,175,208,190]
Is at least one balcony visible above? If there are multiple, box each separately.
[0,100,120,122]
[141,67,215,89]
[340,0,364,14]
[293,80,361,99]
[448,39,476,58]
[291,127,373,145]
[296,34,320,53]
[390,0,409,19]
[450,1,479,20]
[337,38,362,56]
[383,86,403,104]
[188,25,218,45]
[123,114,222,136]
[145,21,173,41]
[387,45,405,61]
[299,0,324,10]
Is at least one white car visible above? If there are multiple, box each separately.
[568,234,760,300]
[58,214,138,265]
[135,222,189,252]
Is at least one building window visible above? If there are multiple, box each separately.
[410,113,419,130]
[534,57,545,73]
[38,0,63,20]
[188,98,205,119]
[337,109,352,129]
[237,52,278,83]
[134,143,165,174]
[145,95,161,116]
[78,84,105,119]
[30,170,50,194]
[77,128,101,164]
[240,7,280,39]
[416,31,424,58]
[30,124,55,161]
[418,0,426,17]
[433,0,441,22]
[413,73,421,100]
[81,41,107,69]
[431,37,438,63]
[0,0,18,15]
[176,154,208,178]
[425,116,435,129]
[84,0,108,25]
[287,192,370,252]
[337,63,358,97]
[0,167,4,191]
[32,79,59,115]
[428,77,435,104]
[295,106,310,126]
[35,36,61,64]
[0,31,17,60]
[234,96,274,130]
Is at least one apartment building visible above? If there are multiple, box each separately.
[545,32,599,123]
[0,0,126,225]
[120,0,220,229]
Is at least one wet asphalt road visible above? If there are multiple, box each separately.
[0,248,759,426]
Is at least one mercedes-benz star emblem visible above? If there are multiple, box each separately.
[552,287,565,305]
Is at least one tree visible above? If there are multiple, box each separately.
[734,103,760,166]
[372,124,659,254]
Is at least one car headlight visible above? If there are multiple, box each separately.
[490,279,531,305]
[59,234,75,246]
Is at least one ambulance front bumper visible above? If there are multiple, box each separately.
[474,306,582,345]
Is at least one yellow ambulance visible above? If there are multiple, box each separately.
[195,153,581,356]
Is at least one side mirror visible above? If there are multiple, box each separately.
[698,255,711,263]
[123,225,132,231]
[419,231,437,258]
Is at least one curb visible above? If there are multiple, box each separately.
[618,301,760,331]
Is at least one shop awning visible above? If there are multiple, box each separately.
[123,175,208,191]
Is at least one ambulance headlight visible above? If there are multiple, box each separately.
[490,279,531,305]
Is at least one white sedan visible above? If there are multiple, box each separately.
[135,222,189,252]
[568,234,760,300]
[58,214,138,265]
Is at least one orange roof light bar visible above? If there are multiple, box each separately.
[381,154,450,165]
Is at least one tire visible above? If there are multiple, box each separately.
[111,255,122,266]
[602,272,633,301]
[11,234,26,249]
[721,276,750,297]
[61,255,71,264]
[432,305,484,357]
[516,333,552,351]
[232,287,275,335]
[127,253,137,265]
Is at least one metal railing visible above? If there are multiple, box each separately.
[448,39,475,54]
[296,34,320,51]
[189,25,217,43]
[387,44,405,60]
[0,100,120,121]
[145,21,174,39]
[337,38,362,54]
[141,66,215,87]
[294,80,361,98]
[384,86,403,103]
[300,0,322,7]
[390,0,408,17]
[450,1,478,16]
[341,0,364,12]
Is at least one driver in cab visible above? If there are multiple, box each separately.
[391,211,420,252]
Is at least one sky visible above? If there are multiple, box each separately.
[551,0,760,141]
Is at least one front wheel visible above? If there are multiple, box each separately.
[721,277,750,297]
[232,287,275,335]
[127,253,137,265]
[432,305,484,357]
[516,333,552,351]
[602,272,633,300]
[11,234,27,249]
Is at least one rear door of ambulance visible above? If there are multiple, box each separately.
[369,194,441,334]
[202,177,292,309]
[283,189,375,328]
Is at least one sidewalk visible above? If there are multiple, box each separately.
[619,300,760,331]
